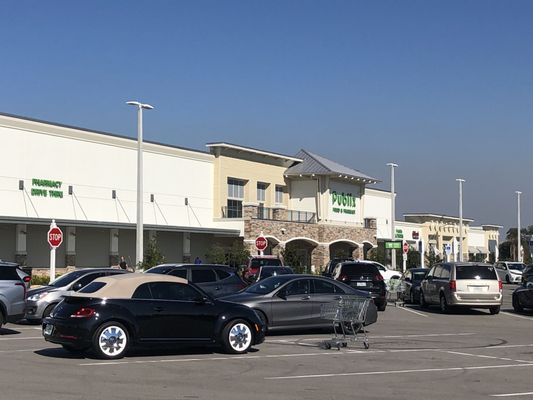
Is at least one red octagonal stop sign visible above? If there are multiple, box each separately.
[48,226,63,248]
[255,236,268,252]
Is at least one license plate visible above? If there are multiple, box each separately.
[469,286,487,293]
[43,324,54,336]
[356,282,367,287]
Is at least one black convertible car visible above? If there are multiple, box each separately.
[512,274,533,312]
[42,274,265,359]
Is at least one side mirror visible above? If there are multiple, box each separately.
[195,296,210,305]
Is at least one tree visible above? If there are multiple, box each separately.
[425,247,441,268]
[505,226,532,264]
[140,235,165,270]
[281,246,307,274]
[367,245,388,266]
[206,244,227,264]
[227,241,250,268]
[407,250,420,269]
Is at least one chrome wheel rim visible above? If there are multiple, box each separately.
[99,325,127,356]
[228,323,251,352]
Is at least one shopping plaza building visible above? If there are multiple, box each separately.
[0,112,501,271]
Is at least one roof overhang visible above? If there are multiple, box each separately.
[207,142,302,167]
[403,213,475,223]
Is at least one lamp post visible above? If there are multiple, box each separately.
[516,191,522,262]
[387,163,398,270]
[456,179,465,262]
[126,101,154,269]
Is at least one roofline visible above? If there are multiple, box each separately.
[206,142,302,163]
[0,111,209,157]
[481,224,503,229]
[403,213,475,222]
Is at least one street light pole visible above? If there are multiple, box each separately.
[126,101,154,269]
[387,163,398,270]
[516,191,522,262]
[456,179,465,262]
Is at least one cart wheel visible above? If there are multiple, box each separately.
[336,344,341,350]
[324,342,331,350]
[364,342,369,349]
[341,342,348,348]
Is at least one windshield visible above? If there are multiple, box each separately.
[508,263,526,271]
[245,275,293,294]
[50,270,87,288]
[259,267,293,279]
[412,271,428,281]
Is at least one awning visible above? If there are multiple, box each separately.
[468,246,480,254]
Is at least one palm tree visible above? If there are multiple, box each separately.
[506,226,533,263]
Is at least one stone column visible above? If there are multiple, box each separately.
[66,226,77,267]
[183,232,191,263]
[311,244,329,274]
[15,224,27,265]
[109,228,119,266]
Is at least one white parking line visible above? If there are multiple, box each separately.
[264,363,533,380]
[444,350,527,364]
[0,336,42,341]
[501,312,533,321]
[267,332,476,343]
[395,306,429,317]
[0,348,40,353]
[491,392,533,397]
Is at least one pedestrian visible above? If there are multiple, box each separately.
[194,256,202,264]
[119,256,128,270]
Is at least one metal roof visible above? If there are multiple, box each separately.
[284,149,379,183]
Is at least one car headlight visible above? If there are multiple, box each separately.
[27,292,49,302]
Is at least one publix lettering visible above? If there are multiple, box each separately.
[331,191,356,208]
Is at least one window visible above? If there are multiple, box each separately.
[455,265,497,280]
[226,199,243,218]
[0,267,20,280]
[215,269,231,280]
[132,283,152,299]
[227,178,244,199]
[78,282,106,294]
[168,269,187,279]
[72,272,107,291]
[440,266,451,280]
[313,279,344,294]
[149,282,200,301]
[285,279,310,296]
[275,186,284,204]
[191,268,217,283]
[257,182,267,202]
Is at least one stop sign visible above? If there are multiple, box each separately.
[255,236,268,252]
[403,242,409,254]
[48,227,63,248]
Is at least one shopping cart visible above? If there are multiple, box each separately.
[320,296,371,350]
[386,278,405,307]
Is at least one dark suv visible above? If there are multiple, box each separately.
[332,261,387,311]
[146,264,247,298]
[0,261,29,326]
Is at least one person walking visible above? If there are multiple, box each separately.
[194,256,202,265]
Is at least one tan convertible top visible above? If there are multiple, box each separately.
[70,273,188,299]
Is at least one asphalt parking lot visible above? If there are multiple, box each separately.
[1,284,533,400]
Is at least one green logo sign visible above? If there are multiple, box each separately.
[331,191,356,215]
[30,178,64,199]
[385,241,402,249]
[395,229,403,239]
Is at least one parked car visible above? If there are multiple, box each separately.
[323,258,354,277]
[399,268,429,304]
[249,266,294,282]
[331,261,387,311]
[521,264,533,285]
[222,274,378,331]
[243,256,283,282]
[494,261,525,284]
[145,264,247,297]
[25,268,128,322]
[0,260,31,289]
[419,262,502,314]
[42,273,265,359]
[0,261,28,326]
[512,274,533,312]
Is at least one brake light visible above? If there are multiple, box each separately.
[339,274,349,282]
[449,280,456,292]
[374,274,384,281]
[23,276,31,283]
[498,280,503,291]
[70,307,96,318]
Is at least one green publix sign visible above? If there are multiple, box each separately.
[331,191,356,215]
[30,178,64,199]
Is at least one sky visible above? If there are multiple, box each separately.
[2,0,533,235]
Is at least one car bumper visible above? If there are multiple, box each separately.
[508,275,522,283]
[42,317,93,349]
[449,292,502,307]
[24,300,48,320]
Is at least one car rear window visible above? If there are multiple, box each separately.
[341,264,379,275]
[78,282,107,293]
[455,265,497,280]
[0,267,20,280]
[250,258,282,267]
[412,271,428,281]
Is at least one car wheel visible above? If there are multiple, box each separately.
[0,311,5,327]
[513,295,523,312]
[42,304,57,319]
[489,306,500,315]
[254,310,268,332]
[439,294,449,313]
[222,319,253,354]
[92,321,129,360]
[409,291,415,304]
[506,275,510,284]
[419,291,428,308]
[377,301,386,311]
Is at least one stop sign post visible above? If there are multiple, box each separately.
[402,241,409,273]
[403,242,409,254]
[48,220,63,284]
[255,235,268,255]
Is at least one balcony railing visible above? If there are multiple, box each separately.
[221,206,242,219]
[253,206,316,224]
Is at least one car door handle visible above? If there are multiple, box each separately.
[153,307,164,312]
[301,295,311,300]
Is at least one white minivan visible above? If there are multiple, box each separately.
[420,262,502,314]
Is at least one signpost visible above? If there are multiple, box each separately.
[445,244,452,262]
[47,220,63,284]
[402,241,409,272]
[255,234,268,255]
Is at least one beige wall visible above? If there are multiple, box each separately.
[213,154,288,217]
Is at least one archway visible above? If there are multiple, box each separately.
[329,240,359,260]
[284,238,318,273]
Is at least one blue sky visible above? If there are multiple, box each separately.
[2,1,533,234]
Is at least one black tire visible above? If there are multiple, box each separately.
[92,321,129,360]
[439,294,449,313]
[377,301,387,312]
[42,303,57,319]
[513,295,524,312]
[254,310,268,332]
[419,291,428,308]
[489,306,500,315]
[506,275,510,284]
[0,311,5,328]
[222,319,253,354]
[409,291,415,304]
